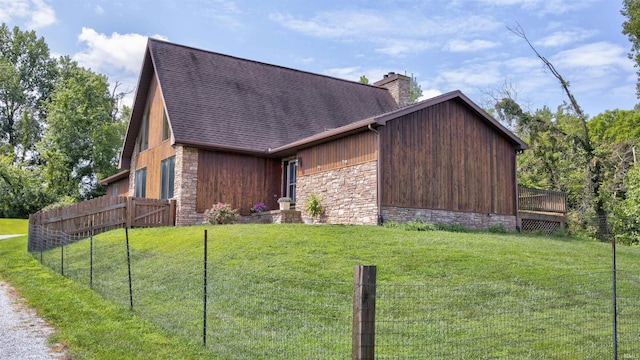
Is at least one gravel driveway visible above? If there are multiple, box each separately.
[0,280,66,359]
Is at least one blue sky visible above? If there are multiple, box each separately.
[0,0,636,117]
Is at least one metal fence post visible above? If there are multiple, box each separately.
[90,218,94,289]
[60,243,64,276]
[612,235,618,360]
[352,265,376,360]
[203,229,208,347]
[126,228,133,311]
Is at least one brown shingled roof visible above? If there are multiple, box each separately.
[120,38,397,168]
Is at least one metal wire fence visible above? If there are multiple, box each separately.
[29,224,640,359]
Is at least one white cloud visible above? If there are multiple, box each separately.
[0,0,56,29]
[270,9,501,57]
[534,29,597,47]
[73,28,168,74]
[444,39,499,52]
[195,0,245,29]
[476,0,596,15]
[552,42,632,70]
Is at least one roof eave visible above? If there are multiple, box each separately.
[98,169,130,186]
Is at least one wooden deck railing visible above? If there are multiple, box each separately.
[518,186,567,214]
[28,196,176,251]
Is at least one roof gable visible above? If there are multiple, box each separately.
[120,39,397,167]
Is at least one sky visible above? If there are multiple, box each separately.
[0,0,637,117]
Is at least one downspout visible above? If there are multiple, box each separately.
[368,124,383,225]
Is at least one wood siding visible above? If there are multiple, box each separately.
[135,74,176,199]
[298,131,377,176]
[380,99,517,215]
[196,150,281,214]
[106,177,129,197]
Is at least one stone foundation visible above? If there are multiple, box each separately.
[296,161,378,225]
[174,146,201,226]
[239,210,303,224]
[381,206,516,231]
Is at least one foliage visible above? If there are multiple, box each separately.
[610,165,640,245]
[358,75,369,84]
[622,0,640,97]
[0,153,52,218]
[409,73,423,104]
[204,202,239,225]
[0,24,57,161]
[488,224,508,234]
[39,56,124,200]
[278,197,291,203]
[41,195,76,212]
[303,193,323,217]
[250,202,268,213]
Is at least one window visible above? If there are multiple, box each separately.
[162,109,170,141]
[112,183,119,197]
[137,104,150,152]
[285,159,297,204]
[135,168,147,198]
[160,156,175,199]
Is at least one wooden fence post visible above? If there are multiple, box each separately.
[352,265,376,360]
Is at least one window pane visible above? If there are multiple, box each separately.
[162,110,170,141]
[160,156,175,199]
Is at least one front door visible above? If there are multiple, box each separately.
[285,159,297,204]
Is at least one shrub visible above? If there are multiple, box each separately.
[304,193,323,218]
[404,217,437,231]
[488,224,507,234]
[204,203,239,225]
[250,202,268,213]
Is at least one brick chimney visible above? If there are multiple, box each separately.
[374,72,411,107]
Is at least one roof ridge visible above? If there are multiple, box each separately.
[148,38,389,91]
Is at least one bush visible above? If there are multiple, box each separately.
[304,193,323,218]
[488,224,507,234]
[204,203,239,225]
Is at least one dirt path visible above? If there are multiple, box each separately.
[0,281,67,359]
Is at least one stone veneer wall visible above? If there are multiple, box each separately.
[127,146,138,197]
[381,206,517,231]
[174,146,201,226]
[296,160,378,225]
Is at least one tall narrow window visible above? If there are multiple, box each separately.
[112,183,119,197]
[285,159,297,204]
[135,168,147,198]
[162,109,170,141]
[160,156,175,199]
[138,104,150,152]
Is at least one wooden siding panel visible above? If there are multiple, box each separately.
[298,131,377,176]
[380,98,517,216]
[134,74,176,199]
[196,150,281,214]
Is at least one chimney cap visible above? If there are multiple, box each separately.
[388,72,395,76]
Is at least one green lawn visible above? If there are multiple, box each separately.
[0,218,28,235]
[4,224,640,359]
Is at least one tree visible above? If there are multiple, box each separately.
[610,164,640,245]
[622,0,640,97]
[359,75,369,84]
[0,24,57,162]
[0,153,52,217]
[409,74,423,104]
[39,57,124,200]
[510,24,609,239]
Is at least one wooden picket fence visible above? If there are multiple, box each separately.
[28,196,176,251]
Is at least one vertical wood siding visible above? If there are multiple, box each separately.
[106,177,130,197]
[380,99,517,215]
[298,131,377,176]
[134,74,176,198]
[196,150,281,214]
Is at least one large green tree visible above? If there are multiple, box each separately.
[622,0,640,97]
[39,57,125,200]
[0,24,57,162]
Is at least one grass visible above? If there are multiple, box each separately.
[5,223,640,358]
[0,218,28,234]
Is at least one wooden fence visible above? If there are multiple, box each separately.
[518,185,566,214]
[28,196,176,251]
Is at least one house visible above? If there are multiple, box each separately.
[102,38,528,230]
